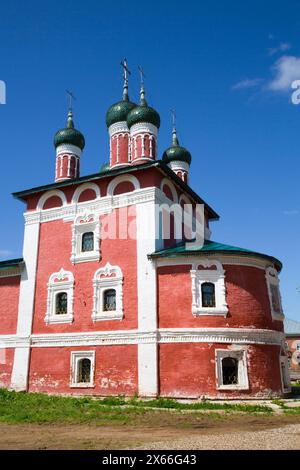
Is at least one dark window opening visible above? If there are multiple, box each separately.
[201,282,216,308]
[270,284,281,313]
[56,292,68,315]
[77,358,91,383]
[222,357,238,385]
[103,289,116,311]
[82,232,94,252]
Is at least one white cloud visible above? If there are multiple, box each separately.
[231,78,263,90]
[268,42,291,56]
[268,55,300,91]
[0,250,14,258]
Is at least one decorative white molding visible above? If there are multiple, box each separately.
[70,212,100,264]
[265,266,284,321]
[107,174,140,196]
[159,328,284,346]
[44,269,74,325]
[215,348,249,391]
[160,178,178,203]
[191,259,228,317]
[6,327,284,349]
[154,254,271,271]
[37,190,67,211]
[168,160,190,173]
[70,351,95,388]
[56,143,82,157]
[92,262,124,321]
[71,183,101,204]
[130,122,158,137]
[24,187,159,226]
[108,121,129,137]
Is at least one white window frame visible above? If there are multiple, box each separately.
[70,212,100,264]
[265,266,284,321]
[45,269,74,324]
[191,260,228,317]
[70,351,95,388]
[92,262,124,322]
[280,355,291,393]
[215,348,249,391]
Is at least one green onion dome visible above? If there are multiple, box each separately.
[100,161,111,172]
[54,111,85,150]
[127,86,160,129]
[106,81,136,128]
[162,128,191,165]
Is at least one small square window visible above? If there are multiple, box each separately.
[70,351,95,388]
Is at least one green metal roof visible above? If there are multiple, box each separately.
[149,239,282,271]
[0,258,23,269]
[54,111,85,150]
[12,160,219,221]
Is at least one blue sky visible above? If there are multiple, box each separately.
[0,0,299,320]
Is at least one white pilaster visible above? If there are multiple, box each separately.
[136,200,162,396]
[10,220,40,391]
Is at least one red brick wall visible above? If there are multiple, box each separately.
[157,264,282,331]
[32,206,137,334]
[159,343,282,398]
[0,276,20,335]
[28,345,138,395]
[0,348,14,389]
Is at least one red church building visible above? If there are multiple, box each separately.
[0,66,290,398]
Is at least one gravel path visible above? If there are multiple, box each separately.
[137,424,300,450]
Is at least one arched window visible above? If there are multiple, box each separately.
[201,282,216,308]
[56,292,68,315]
[77,358,91,383]
[103,289,116,311]
[222,357,238,385]
[82,232,94,252]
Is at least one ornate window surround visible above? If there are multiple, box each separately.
[70,351,95,388]
[265,266,284,321]
[191,260,228,317]
[70,212,100,264]
[45,269,74,325]
[215,348,249,391]
[92,262,124,322]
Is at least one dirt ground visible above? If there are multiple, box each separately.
[0,412,300,450]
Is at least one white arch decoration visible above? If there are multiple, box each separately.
[107,174,140,196]
[71,182,101,204]
[179,193,191,207]
[160,178,178,203]
[37,189,67,211]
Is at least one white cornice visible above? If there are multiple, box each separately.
[154,254,272,271]
[0,328,284,348]
[130,122,158,137]
[24,187,159,225]
[108,122,129,137]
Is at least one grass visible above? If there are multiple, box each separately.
[0,389,273,424]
